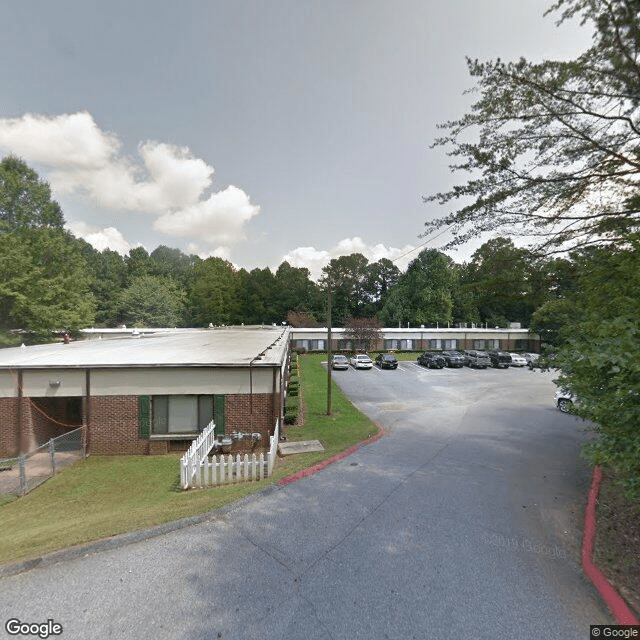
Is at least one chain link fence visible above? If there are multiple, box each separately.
[0,428,85,497]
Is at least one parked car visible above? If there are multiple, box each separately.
[554,388,574,413]
[350,353,373,370]
[331,354,349,370]
[441,350,466,368]
[487,350,512,369]
[525,353,540,370]
[417,351,446,369]
[463,350,491,369]
[508,353,527,367]
[375,353,398,369]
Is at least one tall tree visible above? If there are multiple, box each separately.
[460,237,540,327]
[425,0,640,254]
[273,262,321,322]
[553,237,640,499]
[379,249,457,327]
[0,229,95,334]
[118,274,187,327]
[320,253,370,325]
[361,258,401,317]
[0,156,64,230]
[190,257,240,326]
[237,267,277,325]
[0,157,94,335]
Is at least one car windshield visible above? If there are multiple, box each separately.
[334,355,347,361]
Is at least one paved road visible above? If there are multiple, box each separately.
[0,362,612,639]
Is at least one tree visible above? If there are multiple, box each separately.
[0,156,64,230]
[360,258,401,317]
[320,253,370,325]
[344,317,382,352]
[460,237,541,327]
[81,246,128,326]
[425,0,640,254]
[0,229,95,334]
[553,237,640,499]
[149,245,200,288]
[237,267,277,324]
[273,261,322,322]
[379,249,457,327]
[0,157,94,336]
[190,257,240,326]
[118,274,187,327]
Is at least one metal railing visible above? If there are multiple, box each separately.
[0,427,86,496]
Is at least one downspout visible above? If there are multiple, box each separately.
[85,369,91,456]
[16,369,22,455]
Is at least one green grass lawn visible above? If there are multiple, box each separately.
[0,353,377,565]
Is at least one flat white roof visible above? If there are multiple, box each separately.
[0,327,290,369]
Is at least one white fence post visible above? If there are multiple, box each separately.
[180,419,281,489]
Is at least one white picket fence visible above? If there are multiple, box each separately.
[180,420,280,490]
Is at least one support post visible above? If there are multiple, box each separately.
[326,284,332,416]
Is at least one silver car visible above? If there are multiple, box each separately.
[331,354,349,370]
[554,388,574,413]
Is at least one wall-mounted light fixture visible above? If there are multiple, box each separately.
[49,380,61,388]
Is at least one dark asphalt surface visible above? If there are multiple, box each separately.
[0,362,613,639]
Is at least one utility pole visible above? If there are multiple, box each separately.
[326,284,332,415]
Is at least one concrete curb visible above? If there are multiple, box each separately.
[0,482,283,580]
[582,465,639,624]
[278,429,384,486]
[0,430,385,580]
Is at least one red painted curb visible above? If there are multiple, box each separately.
[582,465,639,624]
[278,430,384,486]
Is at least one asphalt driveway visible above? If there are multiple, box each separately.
[0,362,612,639]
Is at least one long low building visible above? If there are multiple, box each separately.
[0,327,290,457]
[289,326,540,353]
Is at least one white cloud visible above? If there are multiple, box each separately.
[0,111,257,248]
[280,237,418,281]
[67,221,137,255]
[185,242,233,261]
[154,185,259,244]
[0,111,117,168]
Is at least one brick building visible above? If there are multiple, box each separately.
[0,327,290,457]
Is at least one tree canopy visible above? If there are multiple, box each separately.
[0,156,65,230]
[425,0,640,254]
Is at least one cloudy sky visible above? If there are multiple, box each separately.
[0,1,590,278]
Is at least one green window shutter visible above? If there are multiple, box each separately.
[213,395,225,435]
[139,395,151,439]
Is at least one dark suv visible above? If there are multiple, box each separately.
[463,350,491,369]
[487,350,512,369]
[441,350,466,368]
[417,351,446,369]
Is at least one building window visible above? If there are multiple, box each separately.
[151,395,221,435]
[429,339,441,349]
[443,339,457,350]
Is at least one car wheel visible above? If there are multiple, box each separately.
[557,398,572,413]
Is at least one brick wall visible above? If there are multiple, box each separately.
[0,392,283,457]
[0,398,19,457]
[88,396,149,455]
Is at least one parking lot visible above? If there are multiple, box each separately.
[0,355,612,640]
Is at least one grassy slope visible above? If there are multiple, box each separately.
[0,353,376,565]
